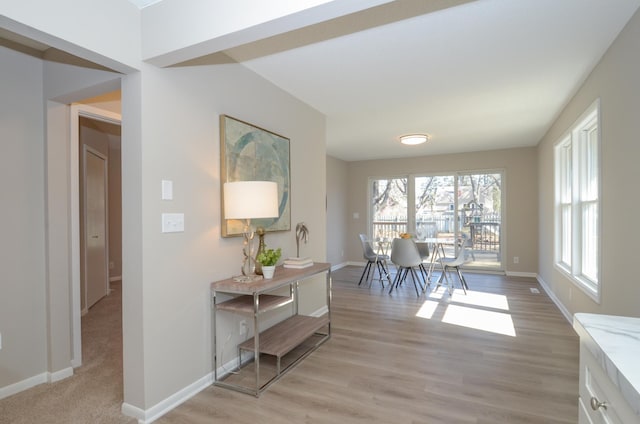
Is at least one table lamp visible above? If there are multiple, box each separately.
[223,181,279,281]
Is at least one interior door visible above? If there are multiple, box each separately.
[83,146,109,309]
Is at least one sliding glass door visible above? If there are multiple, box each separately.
[371,171,503,270]
[371,177,407,239]
[457,172,502,269]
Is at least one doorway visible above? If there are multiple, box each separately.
[71,104,121,366]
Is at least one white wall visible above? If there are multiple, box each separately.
[326,155,349,266]
[345,147,539,274]
[118,62,327,410]
[0,0,140,73]
[537,8,640,318]
[0,45,124,397]
[0,46,47,392]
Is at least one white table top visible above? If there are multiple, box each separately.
[573,313,640,415]
[421,237,456,244]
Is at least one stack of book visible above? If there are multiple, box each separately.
[283,257,314,269]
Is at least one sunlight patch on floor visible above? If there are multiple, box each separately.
[442,304,516,337]
[416,300,440,319]
[426,290,444,300]
[450,289,509,311]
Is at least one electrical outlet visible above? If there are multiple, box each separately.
[239,320,247,335]
[513,256,519,264]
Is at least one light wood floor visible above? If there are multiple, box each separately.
[159,266,579,424]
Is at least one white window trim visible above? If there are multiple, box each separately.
[554,99,601,303]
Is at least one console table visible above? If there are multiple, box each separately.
[210,262,332,396]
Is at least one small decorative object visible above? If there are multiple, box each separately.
[295,222,309,258]
[254,227,266,275]
[399,232,412,239]
[283,256,313,269]
[261,265,276,279]
[256,248,282,279]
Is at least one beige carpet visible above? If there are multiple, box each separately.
[0,281,136,424]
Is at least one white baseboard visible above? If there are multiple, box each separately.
[330,262,348,271]
[0,372,47,400]
[0,365,74,401]
[121,402,146,423]
[537,275,572,323]
[310,305,329,317]
[121,373,213,424]
[48,366,74,383]
[120,303,331,423]
[505,271,538,278]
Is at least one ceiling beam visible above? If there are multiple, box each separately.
[141,0,394,67]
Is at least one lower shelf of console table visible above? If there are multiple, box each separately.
[238,314,329,375]
[211,262,332,397]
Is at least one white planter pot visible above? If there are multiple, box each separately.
[262,265,276,279]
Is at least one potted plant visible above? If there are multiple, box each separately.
[256,247,282,279]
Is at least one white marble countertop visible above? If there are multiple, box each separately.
[573,313,640,416]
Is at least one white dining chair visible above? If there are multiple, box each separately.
[389,238,426,297]
[358,234,392,288]
[436,243,469,294]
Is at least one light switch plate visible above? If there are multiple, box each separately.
[162,213,184,233]
[161,180,173,200]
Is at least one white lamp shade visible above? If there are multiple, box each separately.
[223,181,279,220]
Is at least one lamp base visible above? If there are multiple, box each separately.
[232,274,263,283]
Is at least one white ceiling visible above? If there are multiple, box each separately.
[127,0,161,8]
[9,0,640,162]
[220,0,640,161]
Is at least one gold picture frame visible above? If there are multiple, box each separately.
[220,115,291,237]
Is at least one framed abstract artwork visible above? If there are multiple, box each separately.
[220,115,291,237]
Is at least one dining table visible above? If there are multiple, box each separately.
[420,237,457,291]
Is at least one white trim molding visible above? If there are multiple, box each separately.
[537,275,572,323]
[505,271,538,278]
[121,373,213,424]
[0,366,74,400]
[48,366,74,383]
[0,373,47,400]
[331,261,349,271]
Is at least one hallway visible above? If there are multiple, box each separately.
[0,282,134,423]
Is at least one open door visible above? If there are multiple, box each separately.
[83,145,109,309]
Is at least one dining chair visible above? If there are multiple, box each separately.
[460,232,476,261]
[415,241,431,286]
[389,238,426,297]
[436,243,469,294]
[358,234,392,288]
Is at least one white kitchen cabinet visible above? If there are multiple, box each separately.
[574,313,640,424]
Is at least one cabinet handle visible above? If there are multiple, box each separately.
[590,396,607,411]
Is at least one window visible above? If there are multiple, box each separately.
[554,100,600,301]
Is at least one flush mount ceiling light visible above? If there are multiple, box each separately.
[399,134,430,145]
